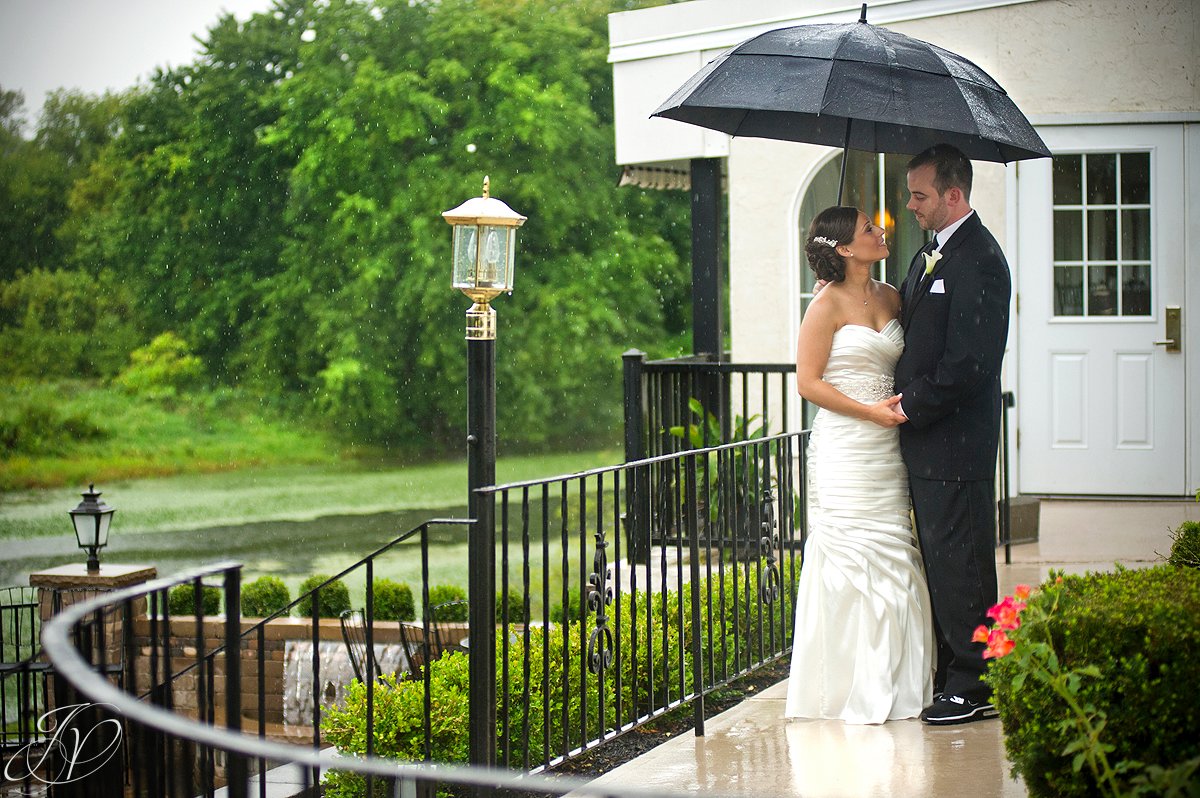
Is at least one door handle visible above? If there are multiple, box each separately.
[1153,306,1181,353]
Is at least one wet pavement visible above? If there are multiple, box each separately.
[584,498,1198,798]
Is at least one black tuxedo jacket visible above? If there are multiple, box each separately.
[894,212,1011,482]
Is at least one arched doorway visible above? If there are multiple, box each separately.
[796,151,926,316]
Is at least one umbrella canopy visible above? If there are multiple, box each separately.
[652,7,1050,165]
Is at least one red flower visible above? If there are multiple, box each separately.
[986,595,1026,630]
[983,628,1015,659]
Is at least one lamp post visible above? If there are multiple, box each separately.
[69,484,116,573]
[443,176,525,768]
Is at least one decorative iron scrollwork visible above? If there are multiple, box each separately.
[586,531,614,674]
[759,486,781,604]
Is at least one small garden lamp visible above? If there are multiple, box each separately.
[442,175,527,340]
[69,484,115,573]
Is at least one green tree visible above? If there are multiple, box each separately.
[0,88,123,281]
[0,267,138,378]
[58,0,691,450]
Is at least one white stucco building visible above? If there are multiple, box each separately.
[609,0,1199,498]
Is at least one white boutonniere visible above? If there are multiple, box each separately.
[923,250,942,276]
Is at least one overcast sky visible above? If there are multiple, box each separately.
[0,0,276,129]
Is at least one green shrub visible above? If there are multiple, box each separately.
[986,566,1200,797]
[115,332,204,399]
[322,652,470,798]
[372,579,415,622]
[322,558,787,794]
[167,583,221,616]
[1169,520,1200,570]
[426,584,467,621]
[241,576,290,618]
[296,574,352,619]
[495,587,529,624]
[0,399,106,456]
[550,588,584,625]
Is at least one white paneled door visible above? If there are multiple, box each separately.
[1016,125,1186,495]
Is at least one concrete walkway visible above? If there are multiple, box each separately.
[584,498,1198,798]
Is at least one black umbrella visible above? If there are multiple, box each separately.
[652,4,1050,202]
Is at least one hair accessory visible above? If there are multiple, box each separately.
[812,236,840,248]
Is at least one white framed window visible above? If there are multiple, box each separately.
[1051,151,1152,317]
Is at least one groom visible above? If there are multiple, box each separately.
[894,143,1011,725]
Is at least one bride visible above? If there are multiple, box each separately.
[785,206,934,725]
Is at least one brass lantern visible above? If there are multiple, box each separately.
[442,176,527,339]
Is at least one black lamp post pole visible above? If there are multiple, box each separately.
[445,178,523,777]
[467,334,497,769]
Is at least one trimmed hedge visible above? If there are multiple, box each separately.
[296,574,352,619]
[371,579,415,622]
[167,583,221,616]
[426,584,467,621]
[321,560,785,797]
[986,565,1200,797]
[495,587,528,624]
[242,576,290,618]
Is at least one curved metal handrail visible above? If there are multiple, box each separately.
[39,560,695,797]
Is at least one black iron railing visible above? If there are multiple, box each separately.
[1,586,52,798]
[37,564,710,798]
[35,432,802,795]
[622,352,801,565]
[1,586,43,749]
[142,518,474,796]
[623,351,798,460]
[482,431,803,772]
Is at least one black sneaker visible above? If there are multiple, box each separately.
[920,695,998,725]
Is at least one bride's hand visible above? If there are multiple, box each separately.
[865,394,907,428]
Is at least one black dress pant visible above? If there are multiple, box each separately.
[910,476,998,702]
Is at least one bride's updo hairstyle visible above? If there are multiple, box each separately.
[805,206,859,283]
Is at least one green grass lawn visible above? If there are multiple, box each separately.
[0,451,618,540]
[0,379,619,538]
[1,379,345,491]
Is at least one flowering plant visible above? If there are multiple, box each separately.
[972,583,1030,658]
[922,250,942,276]
[979,578,1128,796]
[983,571,1200,797]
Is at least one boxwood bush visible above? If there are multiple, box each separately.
[321,560,782,797]
[371,579,415,622]
[296,574,352,619]
[495,587,528,624]
[241,576,290,618]
[426,584,467,621]
[986,565,1200,797]
[167,583,221,616]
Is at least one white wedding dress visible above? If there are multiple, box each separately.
[785,319,934,725]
